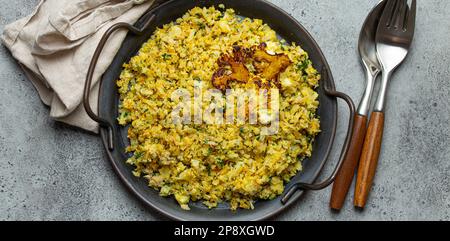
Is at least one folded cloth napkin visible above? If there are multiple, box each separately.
[1,0,157,133]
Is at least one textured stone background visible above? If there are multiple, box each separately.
[0,0,449,221]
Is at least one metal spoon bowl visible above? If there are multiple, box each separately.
[357,1,385,116]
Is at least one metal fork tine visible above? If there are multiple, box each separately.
[389,0,401,27]
[380,0,398,27]
[394,0,408,29]
[406,0,417,31]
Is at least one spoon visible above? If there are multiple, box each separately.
[329,0,385,210]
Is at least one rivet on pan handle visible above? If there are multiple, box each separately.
[83,12,156,150]
[281,69,356,204]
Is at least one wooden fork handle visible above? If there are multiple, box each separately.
[330,114,367,210]
[354,111,385,208]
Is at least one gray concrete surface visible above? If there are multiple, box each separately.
[0,0,449,221]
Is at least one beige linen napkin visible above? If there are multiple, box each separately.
[1,0,156,133]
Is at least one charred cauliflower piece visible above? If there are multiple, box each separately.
[253,44,292,85]
[212,46,251,90]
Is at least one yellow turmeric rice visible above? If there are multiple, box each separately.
[116,6,320,210]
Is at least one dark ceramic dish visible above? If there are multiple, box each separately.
[83,0,355,220]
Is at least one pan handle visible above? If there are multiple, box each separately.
[83,12,156,150]
[281,70,356,204]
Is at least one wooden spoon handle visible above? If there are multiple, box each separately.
[330,114,368,210]
[354,111,385,208]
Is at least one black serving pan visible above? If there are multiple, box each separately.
[83,0,355,220]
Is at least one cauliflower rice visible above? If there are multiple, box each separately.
[116,6,321,210]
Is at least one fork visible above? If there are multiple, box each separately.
[354,0,416,208]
